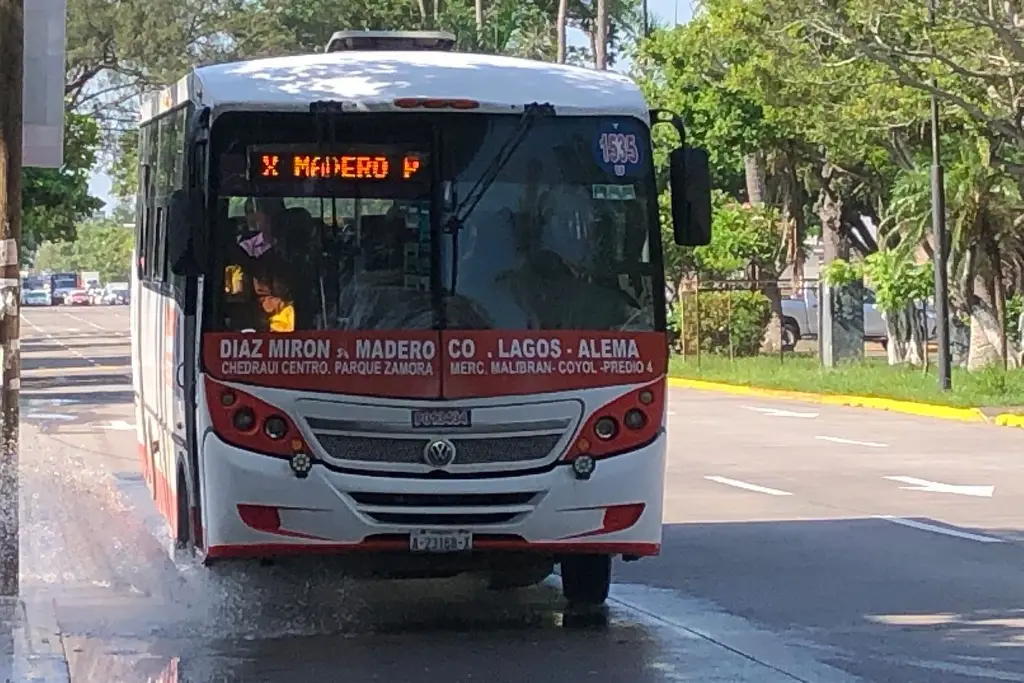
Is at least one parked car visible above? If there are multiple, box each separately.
[101,283,129,305]
[21,289,51,306]
[63,289,90,306]
[780,284,935,351]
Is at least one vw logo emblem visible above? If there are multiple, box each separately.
[423,439,457,468]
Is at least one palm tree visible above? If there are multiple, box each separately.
[595,0,608,68]
[556,0,567,63]
[889,139,1024,370]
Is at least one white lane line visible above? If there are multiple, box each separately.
[62,311,110,332]
[884,475,994,498]
[99,420,135,431]
[744,406,819,418]
[20,314,99,366]
[815,435,888,448]
[876,516,1004,543]
[704,475,793,496]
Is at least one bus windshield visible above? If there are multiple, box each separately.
[209,112,659,335]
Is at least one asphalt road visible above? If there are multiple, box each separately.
[15,304,1024,683]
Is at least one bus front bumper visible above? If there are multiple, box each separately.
[201,431,666,561]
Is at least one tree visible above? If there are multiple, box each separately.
[888,138,1023,369]
[21,111,104,261]
[32,218,134,283]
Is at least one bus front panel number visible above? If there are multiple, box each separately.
[599,133,639,165]
[409,529,473,553]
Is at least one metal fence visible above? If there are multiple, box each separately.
[668,276,931,367]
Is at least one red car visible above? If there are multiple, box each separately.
[63,289,90,306]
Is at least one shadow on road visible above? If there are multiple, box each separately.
[618,519,1024,680]
[22,356,130,372]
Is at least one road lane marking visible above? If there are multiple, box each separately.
[884,475,994,498]
[704,476,793,496]
[99,420,135,431]
[20,315,99,367]
[63,311,111,332]
[744,406,819,418]
[876,516,1004,543]
[23,412,77,421]
[815,435,888,448]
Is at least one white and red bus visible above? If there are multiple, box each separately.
[130,30,711,606]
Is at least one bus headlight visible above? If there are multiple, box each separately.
[593,417,618,440]
[232,407,256,432]
[263,415,288,440]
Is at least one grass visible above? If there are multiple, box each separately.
[668,353,1024,409]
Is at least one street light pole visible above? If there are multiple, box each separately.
[0,0,23,597]
[928,0,952,390]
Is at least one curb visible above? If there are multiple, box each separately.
[667,377,1024,427]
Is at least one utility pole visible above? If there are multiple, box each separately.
[928,0,952,390]
[0,0,23,597]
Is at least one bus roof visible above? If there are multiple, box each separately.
[140,51,649,123]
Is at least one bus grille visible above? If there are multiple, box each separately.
[312,434,562,467]
[297,397,582,474]
[347,491,541,527]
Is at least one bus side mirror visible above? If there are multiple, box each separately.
[670,147,712,246]
[168,189,202,277]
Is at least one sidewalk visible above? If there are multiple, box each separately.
[0,597,70,683]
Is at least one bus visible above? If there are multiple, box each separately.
[130,29,711,606]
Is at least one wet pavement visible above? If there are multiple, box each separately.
[10,305,1024,682]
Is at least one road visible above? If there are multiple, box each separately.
[14,304,1024,683]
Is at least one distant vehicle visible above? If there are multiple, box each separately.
[102,283,129,305]
[63,289,90,306]
[50,272,78,303]
[780,284,935,351]
[21,289,51,306]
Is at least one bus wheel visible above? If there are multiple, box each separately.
[560,555,611,606]
[175,468,194,554]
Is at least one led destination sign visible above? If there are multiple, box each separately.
[249,148,425,183]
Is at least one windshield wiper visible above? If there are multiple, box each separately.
[445,102,555,295]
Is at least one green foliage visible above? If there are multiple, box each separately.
[693,191,783,278]
[33,219,134,283]
[1008,295,1024,344]
[22,112,104,260]
[678,291,771,357]
[861,250,933,314]
[820,259,863,288]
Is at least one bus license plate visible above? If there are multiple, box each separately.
[409,529,473,553]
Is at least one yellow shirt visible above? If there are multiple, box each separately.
[268,304,294,332]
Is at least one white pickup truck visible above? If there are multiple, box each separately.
[780,285,923,351]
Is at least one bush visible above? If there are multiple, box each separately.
[675,290,771,356]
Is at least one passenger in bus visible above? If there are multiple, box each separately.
[253,273,295,332]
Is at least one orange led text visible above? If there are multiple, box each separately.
[292,155,390,180]
[260,155,280,177]
[403,156,422,179]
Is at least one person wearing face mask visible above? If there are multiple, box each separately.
[223,197,296,332]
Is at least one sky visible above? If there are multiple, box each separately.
[86,0,695,211]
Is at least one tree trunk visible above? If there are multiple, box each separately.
[594,0,608,69]
[760,277,783,353]
[817,160,847,264]
[475,0,484,44]
[743,153,767,206]
[556,0,567,63]
[967,229,1021,369]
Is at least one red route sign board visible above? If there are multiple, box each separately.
[203,330,667,399]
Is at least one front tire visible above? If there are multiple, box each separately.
[560,555,612,606]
